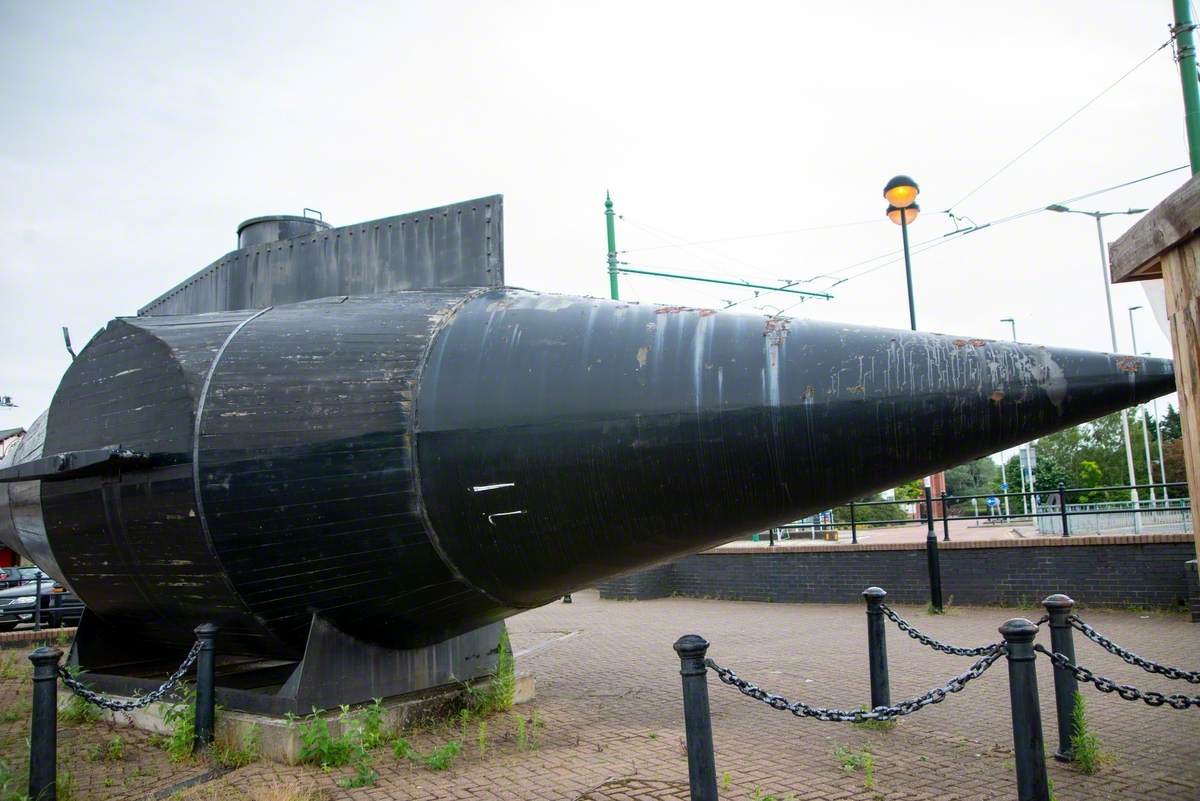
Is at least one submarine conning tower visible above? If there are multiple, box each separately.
[0,195,1175,712]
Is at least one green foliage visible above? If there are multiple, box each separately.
[515,713,527,751]
[747,788,795,801]
[834,745,875,790]
[1162,404,1181,440]
[422,740,461,771]
[0,700,28,724]
[831,495,905,527]
[483,630,515,714]
[393,736,461,771]
[1070,692,1103,774]
[60,668,101,725]
[161,688,197,762]
[477,720,487,758]
[337,759,378,789]
[0,652,26,681]
[87,735,125,762]
[55,768,74,801]
[1074,460,1105,502]
[894,479,923,501]
[721,771,731,791]
[944,457,1000,502]
[0,758,24,801]
[293,708,361,769]
[392,737,414,760]
[356,699,387,749]
[213,724,260,769]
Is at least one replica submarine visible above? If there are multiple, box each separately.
[0,197,1175,708]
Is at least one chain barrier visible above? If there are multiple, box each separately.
[877,602,1032,656]
[706,648,1005,722]
[56,640,202,712]
[1034,645,1200,710]
[1068,615,1200,684]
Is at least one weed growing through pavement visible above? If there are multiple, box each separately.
[852,706,896,732]
[835,745,875,790]
[477,720,487,757]
[213,723,260,769]
[1069,692,1108,774]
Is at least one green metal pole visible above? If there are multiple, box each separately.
[606,191,620,299]
[1173,0,1200,174]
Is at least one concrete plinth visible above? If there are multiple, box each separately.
[76,671,534,764]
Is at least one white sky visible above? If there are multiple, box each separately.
[0,1,1188,428]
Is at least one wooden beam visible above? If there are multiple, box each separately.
[1110,173,1200,284]
[1160,244,1200,558]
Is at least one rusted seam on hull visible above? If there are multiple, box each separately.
[190,307,285,648]
[410,288,532,611]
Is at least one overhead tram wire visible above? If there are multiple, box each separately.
[946,35,1176,214]
[725,165,1186,312]
[618,217,885,254]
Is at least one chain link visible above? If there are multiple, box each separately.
[878,603,1005,656]
[1068,615,1200,684]
[1034,645,1200,710]
[57,640,202,712]
[706,648,1004,722]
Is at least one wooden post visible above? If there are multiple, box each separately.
[1109,174,1200,563]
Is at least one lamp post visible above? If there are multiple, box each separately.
[1128,307,1157,503]
[1144,351,1169,501]
[1047,204,1147,528]
[885,176,920,331]
[885,175,942,610]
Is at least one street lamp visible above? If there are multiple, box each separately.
[1128,306,1158,503]
[1047,203,1147,525]
[884,175,920,331]
[1000,317,1016,341]
[1143,351,1169,502]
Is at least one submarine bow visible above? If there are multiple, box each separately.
[0,288,1174,657]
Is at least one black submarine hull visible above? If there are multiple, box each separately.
[0,287,1175,658]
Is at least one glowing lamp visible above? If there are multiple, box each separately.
[883,175,919,208]
[887,203,920,226]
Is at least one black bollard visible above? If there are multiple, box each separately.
[1043,594,1078,762]
[924,486,944,612]
[862,587,891,708]
[673,635,718,801]
[562,594,573,603]
[28,646,62,801]
[999,619,1050,801]
[1057,483,1070,537]
[849,501,857,545]
[193,624,218,752]
[941,491,951,542]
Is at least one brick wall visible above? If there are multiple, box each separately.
[596,534,1196,608]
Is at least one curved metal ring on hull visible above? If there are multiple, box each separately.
[0,288,1175,659]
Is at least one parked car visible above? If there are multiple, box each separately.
[0,567,23,589]
[0,581,83,631]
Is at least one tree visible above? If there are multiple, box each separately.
[894,479,923,501]
[1034,454,1069,493]
[1161,404,1182,441]
[1075,460,1103,503]
[945,457,999,498]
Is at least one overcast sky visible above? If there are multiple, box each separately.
[0,1,1188,429]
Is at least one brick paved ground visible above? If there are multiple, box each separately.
[1,593,1197,800]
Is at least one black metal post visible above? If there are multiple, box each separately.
[1057,482,1069,537]
[193,623,218,752]
[999,619,1050,801]
[1043,594,1078,762]
[673,635,718,801]
[924,485,944,612]
[28,646,62,801]
[862,587,890,708]
[33,573,42,631]
[562,594,572,603]
[849,501,857,545]
[768,527,775,547]
[941,491,951,542]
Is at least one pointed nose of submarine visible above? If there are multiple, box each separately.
[413,291,1176,608]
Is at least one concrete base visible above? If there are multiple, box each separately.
[77,671,535,764]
